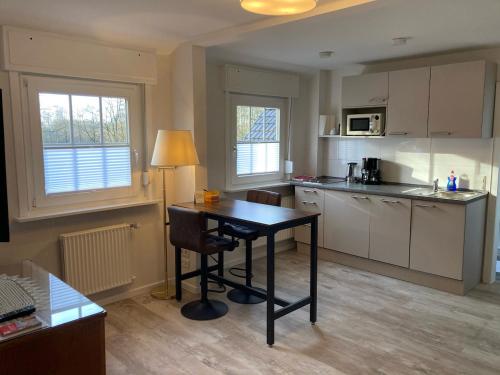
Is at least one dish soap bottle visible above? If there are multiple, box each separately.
[447,170,457,191]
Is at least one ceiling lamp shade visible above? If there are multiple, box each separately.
[240,0,318,16]
[151,130,199,168]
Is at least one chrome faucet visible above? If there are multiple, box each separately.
[433,178,439,192]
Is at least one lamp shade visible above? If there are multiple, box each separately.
[151,130,199,167]
[240,0,317,16]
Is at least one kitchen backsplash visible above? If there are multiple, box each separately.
[322,137,493,190]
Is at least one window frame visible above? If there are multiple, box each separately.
[22,75,143,210]
[227,94,287,190]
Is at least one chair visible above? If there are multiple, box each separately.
[168,206,239,320]
[222,190,282,304]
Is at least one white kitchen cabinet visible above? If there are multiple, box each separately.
[428,60,496,138]
[369,196,411,267]
[294,187,324,248]
[342,72,389,108]
[324,190,370,258]
[387,67,430,138]
[410,201,465,280]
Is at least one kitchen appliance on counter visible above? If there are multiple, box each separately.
[346,162,357,183]
[346,113,384,136]
[361,158,381,185]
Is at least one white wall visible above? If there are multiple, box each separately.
[206,62,317,190]
[323,137,492,190]
[168,43,209,291]
[0,54,174,301]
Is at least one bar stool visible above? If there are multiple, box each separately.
[168,206,239,320]
[222,190,282,304]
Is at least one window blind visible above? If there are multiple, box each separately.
[43,147,131,194]
[236,143,280,175]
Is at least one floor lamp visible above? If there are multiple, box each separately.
[150,130,199,300]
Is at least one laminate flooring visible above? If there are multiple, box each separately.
[105,250,500,375]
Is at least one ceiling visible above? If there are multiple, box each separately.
[0,0,264,54]
[2,0,500,70]
[207,0,500,70]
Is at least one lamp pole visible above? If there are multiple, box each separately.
[151,167,173,300]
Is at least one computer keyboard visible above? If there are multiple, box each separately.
[0,278,36,323]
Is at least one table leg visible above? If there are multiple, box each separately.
[217,220,224,286]
[310,216,318,324]
[246,239,253,287]
[267,231,275,347]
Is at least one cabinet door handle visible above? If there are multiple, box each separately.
[301,201,318,206]
[415,204,436,208]
[430,131,452,136]
[381,199,400,204]
[388,131,409,136]
[304,223,312,228]
[352,196,369,200]
[369,96,388,104]
[303,189,318,194]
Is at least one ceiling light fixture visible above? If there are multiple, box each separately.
[240,0,318,16]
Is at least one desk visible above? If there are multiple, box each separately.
[0,261,106,375]
[175,199,319,346]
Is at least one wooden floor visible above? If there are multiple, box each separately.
[105,250,500,375]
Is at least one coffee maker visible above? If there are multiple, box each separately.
[361,158,381,185]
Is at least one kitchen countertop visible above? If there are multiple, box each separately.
[291,180,488,204]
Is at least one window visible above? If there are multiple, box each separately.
[40,93,131,194]
[228,94,287,189]
[22,75,143,210]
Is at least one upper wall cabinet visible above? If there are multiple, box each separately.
[428,60,496,138]
[342,72,389,108]
[387,67,430,138]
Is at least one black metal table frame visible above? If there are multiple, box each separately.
[175,212,318,347]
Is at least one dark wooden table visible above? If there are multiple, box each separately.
[0,261,106,375]
[175,199,319,346]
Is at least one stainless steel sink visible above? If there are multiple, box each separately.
[402,187,481,200]
[429,191,479,200]
[401,187,436,196]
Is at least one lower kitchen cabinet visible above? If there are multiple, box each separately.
[324,190,370,258]
[369,196,411,267]
[410,200,465,280]
[295,185,487,293]
[294,187,324,248]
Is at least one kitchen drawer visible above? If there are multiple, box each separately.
[295,187,324,211]
[294,187,324,247]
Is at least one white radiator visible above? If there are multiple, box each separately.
[60,224,133,295]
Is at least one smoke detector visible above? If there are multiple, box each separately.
[392,37,411,46]
[319,50,335,59]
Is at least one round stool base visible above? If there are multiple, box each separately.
[227,287,266,305]
[181,300,228,321]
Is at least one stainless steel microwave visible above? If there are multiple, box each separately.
[346,113,384,136]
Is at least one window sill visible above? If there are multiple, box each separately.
[224,181,292,193]
[15,199,162,223]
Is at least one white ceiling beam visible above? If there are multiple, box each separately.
[190,0,376,47]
